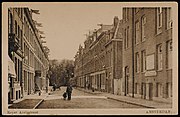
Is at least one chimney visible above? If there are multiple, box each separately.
[113,16,119,26]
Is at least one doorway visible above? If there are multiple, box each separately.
[149,83,153,100]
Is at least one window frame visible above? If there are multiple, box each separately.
[135,21,140,45]
[141,50,146,72]
[167,40,172,69]
[156,7,163,34]
[141,15,146,42]
[135,52,140,73]
[157,44,163,70]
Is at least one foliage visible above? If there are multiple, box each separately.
[49,59,74,86]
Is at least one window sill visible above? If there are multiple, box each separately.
[14,81,20,83]
[141,71,146,74]
[155,30,162,36]
[157,69,163,72]
[166,27,172,31]
[166,68,172,71]
[135,43,140,46]
[141,38,146,43]
[124,47,130,51]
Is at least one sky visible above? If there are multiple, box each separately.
[27,2,123,60]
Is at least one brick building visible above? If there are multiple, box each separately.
[74,16,123,94]
[8,8,49,103]
[121,7,172,100]
[74,7,173,101]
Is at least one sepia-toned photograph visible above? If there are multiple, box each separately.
[2,2,178,115]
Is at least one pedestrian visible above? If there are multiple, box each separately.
[66,84,73,100]
[88,83,90,90]
[39,90,41,96]
[53,83,56,91]
[63,92,67,100]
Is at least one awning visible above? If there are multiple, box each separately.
[8,56,16,78]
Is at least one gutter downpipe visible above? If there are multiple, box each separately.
[132,8,135,98]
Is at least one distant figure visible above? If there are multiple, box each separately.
[53,83,56,91]
[66,84,73,100]
[39,90,41,96]
[88,84,90,90]
[92,87,95,92]
[63,92,67,100]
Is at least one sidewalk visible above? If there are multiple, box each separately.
[76,87,102,95]
[8,90,49,107]
[76,87,172,109]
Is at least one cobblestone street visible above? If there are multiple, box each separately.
[37,87,142,109]
[9,87,145,109]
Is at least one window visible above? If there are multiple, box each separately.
[141,16,146,42]
[21,30,23,48]
[124,28,126,49]
[126,8,129,21]
[18,26,21,48]
[124,26,129,49]
[20,8,23,18]
[24,18,26,37]
[166,8,172,29]
[135,52,140,73]
[124,8,129,22]
[157,44,163,70]
[18,26,20,38]
[8,12,13,33]
[167,40,172,69]
[101,74,105,86]
[16,91,18,100]
[15,21,17,35]
[141,50,146,72]
[17,8,20,16]
[19,61,22,82]
[156,7,163,34]
[157,7,163,27]
[125,66,129,94]
[135,8,140,14]
[135,21,140,45]
[127,27,129,48]
[15,57,18,81]
[18,59,20,82]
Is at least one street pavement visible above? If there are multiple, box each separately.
[37,87,143,109]
[77,87,172,109]
[8,86,172,109]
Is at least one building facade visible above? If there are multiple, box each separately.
[8,8,49,103]
[121,7,172,100]
[74,7,173,101]
[74,17,123,94]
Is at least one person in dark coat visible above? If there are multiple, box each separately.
[66,84,73,100]
[53,83,56,91]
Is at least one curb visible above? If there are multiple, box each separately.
[107,97,155,108]
[33,95,48,109]
[76,88,101,95]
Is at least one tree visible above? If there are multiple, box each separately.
[49,59,74,86]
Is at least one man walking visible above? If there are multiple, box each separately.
[66,84,73,100]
